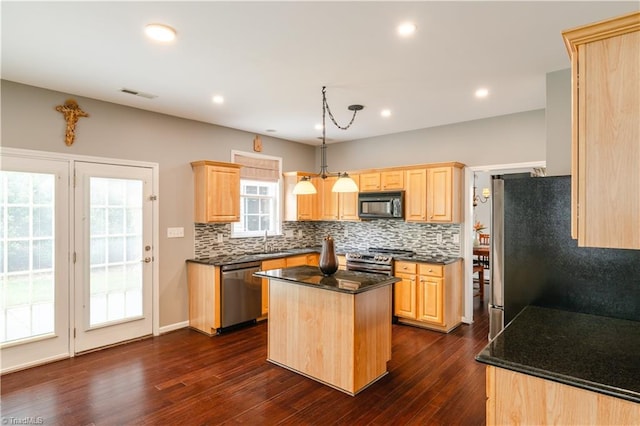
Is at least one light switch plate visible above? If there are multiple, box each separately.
[285,230,294,238]
[167,227,184,238]
[217,234,224,243]
[453,234,460,244]
[436,232,443,244]
[297,230,303,238]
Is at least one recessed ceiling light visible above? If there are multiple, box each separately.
[475,88,489,98]
[314,123,323,131]
[398,22,417,37]
[381,109,392,117]
[265,129,277,133]
[212,95,224,104]
[144,24,176,42]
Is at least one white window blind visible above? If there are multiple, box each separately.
[233,153,280,182]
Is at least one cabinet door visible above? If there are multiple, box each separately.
[286,255,308,267]
[339,174,360,221]
[319,176,339,220]
[394,273,417,319]
[206,165,240,222]
[405,168,427,222]
[261,259,287,315]
[381,170,404,190]
[360,172,381,191]
[575,30,640,249]
[426,166,453,222]
[417,276,443,324]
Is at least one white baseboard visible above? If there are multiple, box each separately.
[462,316,473,324]
[1,352,70,375]
[159,321,189,334]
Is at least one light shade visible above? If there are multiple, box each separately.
[292,177,317,195]
[332,174,359,193]
[482,187,491,198]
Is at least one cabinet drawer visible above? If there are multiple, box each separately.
[262,258,287,270]
[419,263,443,277]
[395,261,417,274]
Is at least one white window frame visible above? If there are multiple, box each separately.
[230,151,283,239]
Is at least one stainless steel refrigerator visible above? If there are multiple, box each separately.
[488,175,640,340]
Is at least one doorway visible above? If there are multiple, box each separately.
[0,149,159,372]
[462,161,546,326]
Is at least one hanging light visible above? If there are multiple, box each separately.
[292,86,363,194]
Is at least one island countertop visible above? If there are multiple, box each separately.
[476,305,640,403]
[254,265,399,294]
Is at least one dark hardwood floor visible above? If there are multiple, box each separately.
[1,291,490,425]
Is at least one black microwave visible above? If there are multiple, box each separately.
[358,191,404,219]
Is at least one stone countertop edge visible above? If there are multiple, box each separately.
[475,305,640,404]
[254,265,400,295]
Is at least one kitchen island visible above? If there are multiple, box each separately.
[254,266,399,395]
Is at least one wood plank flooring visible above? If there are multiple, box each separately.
[1,295,490,425]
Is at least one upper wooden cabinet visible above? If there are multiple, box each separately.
[563,12,640,249]
[427,166,462,223]
[359,170,404,191]
[405,164,463,223]
[191,161,241,223]
[339,174,360,221]
[283,172,317,221]
[318,176,340,220]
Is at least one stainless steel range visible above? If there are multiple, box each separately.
[345,248,415,275]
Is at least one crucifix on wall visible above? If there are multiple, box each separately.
[55,99,89,146]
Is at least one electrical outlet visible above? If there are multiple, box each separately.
[344,229,349,238]
[167,227,184,238]
[217,233,224,243]
[285,230,294,238]
[436,232,443,244]
[453,234,460,244]
[297,230,303,238]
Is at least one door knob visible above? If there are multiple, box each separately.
[143,257,152,263]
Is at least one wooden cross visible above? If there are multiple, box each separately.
[55,99,89,146]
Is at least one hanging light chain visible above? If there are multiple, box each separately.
[322,86,360,131]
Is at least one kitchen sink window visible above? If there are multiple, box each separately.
[231,151,282,238]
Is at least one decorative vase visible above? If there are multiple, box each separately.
[319,235,339,276]
[473,236,480,247]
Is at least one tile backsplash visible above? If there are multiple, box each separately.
[194,220,461,259]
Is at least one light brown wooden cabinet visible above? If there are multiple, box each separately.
[405,164,463,223]
[283,172,317,221]
[318,176,339,220]
[187,262,221,335]
[339,174,360,221]
[563,12,640,249]
[394,259,462,332]
[191,161,241,223]
[486,366,640,425]
[359,170,404,192]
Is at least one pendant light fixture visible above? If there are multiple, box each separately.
[292,86,363,195]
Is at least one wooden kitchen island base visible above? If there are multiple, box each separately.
[261,267,396,396]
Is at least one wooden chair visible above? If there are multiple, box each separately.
[478,233,490,268]
[473,262,484,297]
[474,233,490,297]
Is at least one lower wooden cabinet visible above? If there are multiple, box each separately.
[187,262,221,336]
[486,366,640,425]
[394,259,462,332]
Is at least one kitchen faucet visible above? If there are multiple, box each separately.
[263,230,270,253]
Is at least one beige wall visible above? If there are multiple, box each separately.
[545,68,572,176]
[322,109,546,172]
[1,80,316,328]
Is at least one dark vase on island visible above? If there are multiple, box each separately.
[319,235,339,276]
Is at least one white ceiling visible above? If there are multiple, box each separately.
[2,1,638,145]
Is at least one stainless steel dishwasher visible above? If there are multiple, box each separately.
[220,261,262,329]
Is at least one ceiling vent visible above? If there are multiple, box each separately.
[119,88,157,99]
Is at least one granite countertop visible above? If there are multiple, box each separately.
[476,305,640,403]
[187,246,461,267]
[187,247,322,266]
[254,265,400,295]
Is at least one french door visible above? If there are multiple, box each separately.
[73,162,153,353]
[0,157,70,371]
[1,152,156,372]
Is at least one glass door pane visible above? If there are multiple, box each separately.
[0,171,56,343]
[88,177,143,327]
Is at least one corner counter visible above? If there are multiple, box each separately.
[476,306,640,424]
[255,266,399,395]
